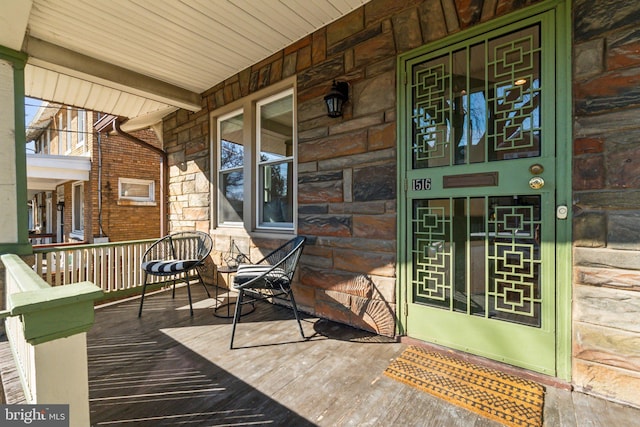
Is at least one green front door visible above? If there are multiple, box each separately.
[399,11,558,375]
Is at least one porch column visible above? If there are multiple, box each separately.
[0,46,31,256]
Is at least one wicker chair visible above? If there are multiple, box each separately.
[230,236,306,348]
[138,231,212,317]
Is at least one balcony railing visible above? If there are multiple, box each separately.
[32,238,172,294]
[2,253,103,427]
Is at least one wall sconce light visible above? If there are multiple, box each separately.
[56,201,65,211]
[324,80,349,118]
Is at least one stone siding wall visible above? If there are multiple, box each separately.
[572,0,640,407]
[162,0,541,337]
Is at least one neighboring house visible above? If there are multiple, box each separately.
[1,0,640,412]
[26,103,163,243]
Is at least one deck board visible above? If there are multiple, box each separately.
[70,284,640,426]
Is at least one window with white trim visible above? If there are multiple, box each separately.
[214,85,296,232]
[66,107,72,153]
[77,109,86,148]
[58,114,64,154]
[118,178,155,202]
[71,182,84,237]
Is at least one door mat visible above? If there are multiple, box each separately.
[384,346,545,427]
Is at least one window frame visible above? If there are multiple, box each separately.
[77,109,86,148]
[210,78,297,235]
[71,181,84,239]
[118,178,156,205]
[66,107,73,154]
[256,89,295,230]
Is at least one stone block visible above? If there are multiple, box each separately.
[353,164,396,201]
[298,215,352,237]
[353,32,396,67]
[574,67,640,114]
[319,147,395,171]
[574,39,605,79]
[181,207,209,221]
[441,0,460,33]
[574,284,640,333]
[350,295,396,337]
[368,121,396,151]
[607,144,640,189]
[312,29,327,66]
[607,27,640,70]
[575,108,640,138]
[298,204,328,215]
[298,130,367,163]
[573,359,640,408]
[574,137,604,155]
[573,156,605,190]
[333,248,396,277]
[327,8,364,47]
[353,214,396,241]
[573,211,606,248]
[455,0,483,28]
[328,201,386,215]
[188,193,209,208]
[392,7,423,52]
[329,113,384,135]
[419,0,448,42]
[574,322,640,372]
[574,0,640,43]
[353,71,396,117]
[574,189,640,211]
[608,212,640,250]
[575,266,640,291]
[315,291,353,325]
[298,180,343,204]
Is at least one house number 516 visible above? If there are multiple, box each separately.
[412,178,431,191]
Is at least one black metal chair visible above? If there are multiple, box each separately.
[230,236,306,348]
[138,231,212,317]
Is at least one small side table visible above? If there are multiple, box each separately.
[213,265,255,318]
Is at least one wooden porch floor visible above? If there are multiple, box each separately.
[86,284,640,427]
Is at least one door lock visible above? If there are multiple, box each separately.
[528,176,545,190]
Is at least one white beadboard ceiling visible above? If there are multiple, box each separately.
[2,0,370,128]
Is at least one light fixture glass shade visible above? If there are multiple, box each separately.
[324,81,348,118]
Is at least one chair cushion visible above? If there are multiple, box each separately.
[142,259,199,274]
[233,264,288,288]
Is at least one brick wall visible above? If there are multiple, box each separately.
[89,128,162,242]
[163,0,541,337]
[572,0,640,407]
[59,114,162,243]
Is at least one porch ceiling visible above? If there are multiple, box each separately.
[2,0,370,129]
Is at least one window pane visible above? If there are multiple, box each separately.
[220,171,244,223]
[259,94,293,161]
[120,181,153,200]
[260,161,293,224]
[220,113,244,170]
[258,91,294,228]
[73,184,83,231]
[219,112,244,225]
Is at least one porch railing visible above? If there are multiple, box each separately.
[32,238,170,293]
[2,253,103,427]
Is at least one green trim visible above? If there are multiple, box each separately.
[396,0,572,378]
[554,0,573,382]
[0,45,27,64]
[2,254,103,345]
[0,45,30,255]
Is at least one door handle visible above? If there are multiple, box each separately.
[529,176,545,189]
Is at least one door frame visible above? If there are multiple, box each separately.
[395,0,572,381]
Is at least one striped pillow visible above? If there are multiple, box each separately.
[142,259,199,274]
[233,264,288,287]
